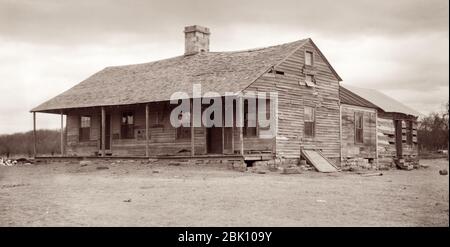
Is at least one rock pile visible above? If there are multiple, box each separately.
[0,157,34,166]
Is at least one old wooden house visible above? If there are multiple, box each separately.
[339,85,420,169]
[31,25,342,166]
[31,25,419,170]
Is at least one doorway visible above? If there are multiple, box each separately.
[206,127,223,154]
[394,120,403,158]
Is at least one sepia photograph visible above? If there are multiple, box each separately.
[0,0,448,235]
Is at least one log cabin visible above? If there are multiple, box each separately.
[31,25,419,170]
[339,85,420,169]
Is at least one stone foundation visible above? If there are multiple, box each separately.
[341,157,378,171]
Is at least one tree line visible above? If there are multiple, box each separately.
[0,129,61,158]
[417,102,449,152]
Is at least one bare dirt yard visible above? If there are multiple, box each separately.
[0,158,448,226]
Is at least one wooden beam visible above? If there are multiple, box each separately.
[271,98,277,155]
[339,104,342,162]
[191,99,195,157]
[238,96,244,155]
[33,112,36,158]
[239,127,244,155]
[222,121,225,154]
[375,110,379,166]
[145,103,149,157]
[60,111,64,156]
[101,107,106,157]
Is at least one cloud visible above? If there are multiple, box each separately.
[1,0,448,44]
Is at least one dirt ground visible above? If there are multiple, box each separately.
[0,158,448,226]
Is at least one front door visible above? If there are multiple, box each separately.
[207,127,223,154]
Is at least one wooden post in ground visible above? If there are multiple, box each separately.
[60,111,64,156]
[145,103,149,157]
[238,96,244,155]
[101,107,106,157]
[33,112,37,158]
[191,99,195,157]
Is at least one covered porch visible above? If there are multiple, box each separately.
[31,98,274,160]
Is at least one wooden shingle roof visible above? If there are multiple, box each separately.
[32,39,315,113]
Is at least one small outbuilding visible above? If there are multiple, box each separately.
[339,85,420,170]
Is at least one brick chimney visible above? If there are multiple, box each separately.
[184,25,210,55]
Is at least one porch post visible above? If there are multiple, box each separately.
[101,107,105,157]
[238,96,244,155]
[60,111,64,156]
[375,111,379,166]
[272,97,277,155]
[191,99,195,157]
[33,112,37,158]
[145,103,149,157]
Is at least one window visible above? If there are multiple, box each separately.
[406,120,413,145]
[176,112,191,140]
[269,69,285,75]
[355,113,364,143]
[121,112,134,139]
[79,116,91,141]
[305,51,313,66]
[304,107,315,138]
[305,74,315,87]
[243,101,257,137]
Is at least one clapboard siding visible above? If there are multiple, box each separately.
[341,104,377,159]
[246,40,341,160]
[64,103,206,156]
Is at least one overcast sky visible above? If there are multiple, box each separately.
[0,0,448,134]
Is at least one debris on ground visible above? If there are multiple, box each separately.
[152,170,160,173]
[123,199,132,202]
[281,167,302,174]
[79,160,92,166]
[96,166,109,170]
[15,158,34,164]
[1,183,30,189]
[439,169,448,175]
[168,161,181,166]
[361,172,383,177]
[420,163,430,169]
[0,157,35,166]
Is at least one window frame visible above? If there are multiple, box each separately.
[304,106,315,138]
[120,112,135,139]
[79,115,91,142]
[305,50,314,66]
[355,112,364,144]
